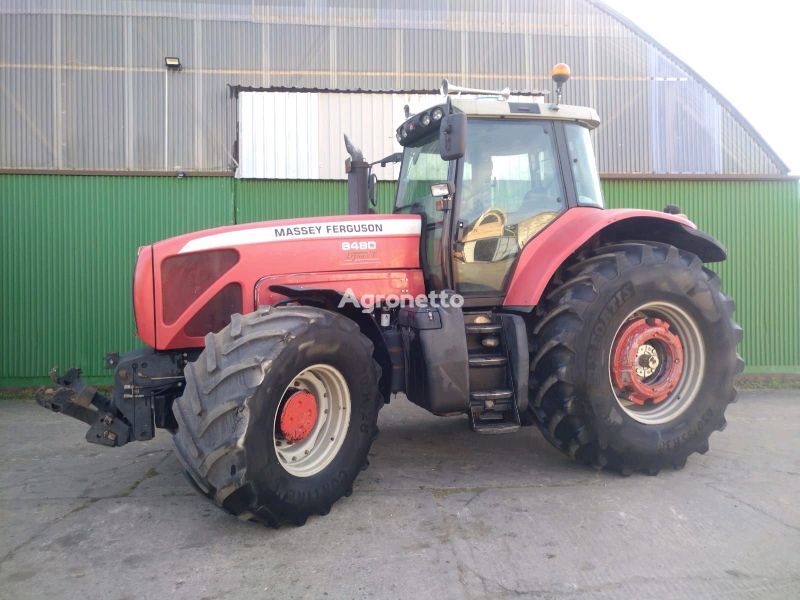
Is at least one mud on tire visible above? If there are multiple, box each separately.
[527,242,744,474]
[172,306,381,526]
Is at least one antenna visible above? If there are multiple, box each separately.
[440,79,511,100]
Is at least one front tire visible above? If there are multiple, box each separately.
[528,242,744,474]
[172,306,381,526]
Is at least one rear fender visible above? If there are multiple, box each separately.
[503,207,727,309]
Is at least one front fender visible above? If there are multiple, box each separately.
[503,207,727,308]
[268,285,396,400]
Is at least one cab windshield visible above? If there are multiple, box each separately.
[393,134,451,290]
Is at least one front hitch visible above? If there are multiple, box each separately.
[36,367,132,447]
[36,348,195,448]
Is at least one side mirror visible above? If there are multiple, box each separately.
[439,112,466,161]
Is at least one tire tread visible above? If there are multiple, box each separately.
[172,306,381,526]
[526,241,741,474]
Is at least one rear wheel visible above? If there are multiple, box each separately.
[527,242,744,474]
[172,306,381,526]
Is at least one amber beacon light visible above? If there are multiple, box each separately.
[551,63,571,83]
[551,63,571,104]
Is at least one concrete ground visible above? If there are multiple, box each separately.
[0,391,798,600]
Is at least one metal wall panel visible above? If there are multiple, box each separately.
[0,174,234,386]
[237,91,440,180]
[0,174,796,385]
[0,13,56,168]
[234,178,397,222]
[236,91,320,179]
[0,1,788,174]
[603,178,800,373]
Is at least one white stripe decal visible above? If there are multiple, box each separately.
[179,218,421,254]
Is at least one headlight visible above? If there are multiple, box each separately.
[431,107,443,121]
[420,113,431,126]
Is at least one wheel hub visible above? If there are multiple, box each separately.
[279,390,318,442]
[273,364,351,477]
[611,317,683,405]
[635,343,660,377]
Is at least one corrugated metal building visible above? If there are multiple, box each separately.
[0,0,797,385]
[0,0,789,175]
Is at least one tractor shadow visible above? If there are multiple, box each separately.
[361,397,611,492]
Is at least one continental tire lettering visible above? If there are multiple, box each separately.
[587,282,634,377]
[658,408,713,452]
[592,283,635,341]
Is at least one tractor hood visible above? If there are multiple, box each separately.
[133,214,423,350]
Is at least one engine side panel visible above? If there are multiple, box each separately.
[255,270,425,307]
[147,214,422,349]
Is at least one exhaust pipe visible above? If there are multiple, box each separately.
[344,134,370,215]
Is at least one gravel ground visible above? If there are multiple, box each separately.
[0,390,798,599]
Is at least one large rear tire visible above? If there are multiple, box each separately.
[527,242,744,474]
[172,306,381,526]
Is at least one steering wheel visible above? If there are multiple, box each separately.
[463,208,510,240]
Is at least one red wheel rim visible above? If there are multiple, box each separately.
[279,390,318,442]
[611,317,684,405]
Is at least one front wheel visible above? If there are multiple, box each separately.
[172,306,381,526]
[528,242,744,474]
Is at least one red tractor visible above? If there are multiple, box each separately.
[39,66,742,526]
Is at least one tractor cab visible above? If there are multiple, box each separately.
[394,71,602,301]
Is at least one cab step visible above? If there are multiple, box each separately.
[470,388,514,416]
[464,312,527,434]
[465,323,502,334]
[470,389,513,402]
[468,354,508,368]
[472,421,521,435]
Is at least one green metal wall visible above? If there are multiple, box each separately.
[0,176,233,386]
[1,174,797,386]
[602,179,800,374]
[234,179,396,222]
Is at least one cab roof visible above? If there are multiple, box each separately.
[396,95,601,147]
[449,97,600,130]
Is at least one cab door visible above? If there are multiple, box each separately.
[452,119,566,300]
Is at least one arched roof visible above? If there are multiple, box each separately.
[0,0,787,174]
[587,0,788,174]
